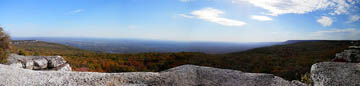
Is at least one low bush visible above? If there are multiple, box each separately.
[0,26,11,63]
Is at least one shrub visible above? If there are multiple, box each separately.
[0,26,11,63]
[0,27,11,50]
[0,48,7,63]
[301,72,313,86]
[18,49,28,56]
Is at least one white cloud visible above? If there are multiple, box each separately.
[311,28,360,40]
[251,15,273,21]
[349,15,360,22]
[183,8,246,27]
[67,9,84,15]
[178,14,194,18]
[329,0,351,15]
[235,0,356,16]
[314,28,355,34]
[317,16,333,27]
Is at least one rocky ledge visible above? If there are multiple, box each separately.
[6,54,71,71]
[311,62,360,86]
[0,64,304,86]
[332,45,360,62]
[1,56,360,86]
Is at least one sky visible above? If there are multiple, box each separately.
[0,0,360,42]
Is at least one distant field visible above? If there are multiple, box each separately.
[12,40,351,80]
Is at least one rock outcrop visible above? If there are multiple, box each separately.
[332,42,360,63]
[312,42,360,86]
[0,64,304,86]
[311,62,360,86]
[332,46,360,62]
[6,54,71,71]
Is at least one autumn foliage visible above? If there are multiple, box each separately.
[0,26,11,63]
[12,41,350,80]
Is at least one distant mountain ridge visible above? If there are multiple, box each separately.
[281,40,356,45]
[12,37,281,54]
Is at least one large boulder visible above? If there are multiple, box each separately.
[46,56,66,68]
[33,58,48,69]
[24,61,34,69]
[6,54,71,71]
[311,62,360,86]
[0,64,304,86]
[160,65,304,86]
[55,64,72,71]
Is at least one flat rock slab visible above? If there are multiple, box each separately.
[0,64,304,86]
[311,62,360,86]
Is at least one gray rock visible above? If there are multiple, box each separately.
[56,64,72,71]
[33,59,48,69]
[0,64,304,86]
[349,46,360,49]
[291,80,307,86]
[46,56,67,68]
[160,65,304,86]
[332,48,360,63]
[9,62,23,68]
[24,61,34,69]
[6,54,71,71]
[311,62,360,86]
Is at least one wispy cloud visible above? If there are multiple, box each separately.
[311,28,360,40]
[314,28,355,34]
[317,16,333,27]
[180,8,246,27]
[349,15,360,23]
[66,9,84,15]
[234,0,357,16]
[251,15,272,21]
[178,14,194,18]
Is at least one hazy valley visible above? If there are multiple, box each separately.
[13,37,281,54]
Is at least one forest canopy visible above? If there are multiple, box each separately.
[12,40,350,80]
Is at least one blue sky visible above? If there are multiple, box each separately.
[0,0,360,42]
